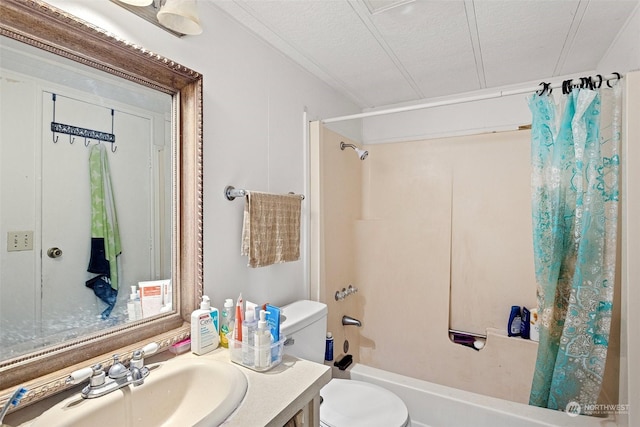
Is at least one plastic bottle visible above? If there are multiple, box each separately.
[529,308,540,342]
[191,295,219,355]
[508,306,522,337]
[127,286,142,322]
[254,310,271,369]
[325,332,334,361]
[219,298,233,348]
[520,307,531,339]
[242,308,257,366]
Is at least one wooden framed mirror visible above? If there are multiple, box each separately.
[0,0,203,405]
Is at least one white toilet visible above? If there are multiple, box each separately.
[281,300,411,427]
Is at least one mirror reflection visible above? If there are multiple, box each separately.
[0,35,173,361]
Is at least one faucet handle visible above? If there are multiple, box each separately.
[139,342,159,357]
[130,342,159,370]
[89,364,106,387]
[67,364,105,386]
[66,366,94,385]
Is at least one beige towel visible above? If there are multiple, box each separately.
[241,191,302,268]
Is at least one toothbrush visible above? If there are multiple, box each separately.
[0,387,28,423]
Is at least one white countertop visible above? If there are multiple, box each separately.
[182,347,331,426]
[5,346,331,427]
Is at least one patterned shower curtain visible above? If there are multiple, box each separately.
[528,83,621,414]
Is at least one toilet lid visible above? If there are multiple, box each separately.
[320,379,409,427]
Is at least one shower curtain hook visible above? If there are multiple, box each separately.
[607,72,621,88]
[594,75,603,89]
[535,82,551,96]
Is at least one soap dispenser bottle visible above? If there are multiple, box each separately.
[127,286,142,321]
[191,295,219,355]
[254,309,271,369]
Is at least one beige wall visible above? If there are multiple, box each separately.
[314,123,622,405]
[312,124,363,362]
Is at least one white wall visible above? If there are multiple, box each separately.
[43,0,361,310]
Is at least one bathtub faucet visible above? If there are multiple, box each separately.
[342,315,362,327]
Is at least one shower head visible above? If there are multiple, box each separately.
[340,142,369,160]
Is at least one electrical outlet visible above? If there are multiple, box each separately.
[7,231,33,252]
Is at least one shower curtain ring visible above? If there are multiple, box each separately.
[594,75,603,89]
[607,72,621,88]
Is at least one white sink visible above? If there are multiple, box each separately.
[31,359,248,427]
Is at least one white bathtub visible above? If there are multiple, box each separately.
[348,364,618,427]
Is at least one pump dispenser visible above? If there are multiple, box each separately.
[191,295,219,355]
[254,310,271,368]
[242,309,257,365]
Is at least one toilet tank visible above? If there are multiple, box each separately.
[280,300,327,364]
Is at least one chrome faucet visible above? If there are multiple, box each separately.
[342,315,362,327]
[67,342,158,399]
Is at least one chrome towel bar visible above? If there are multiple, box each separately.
[224,185,304,201]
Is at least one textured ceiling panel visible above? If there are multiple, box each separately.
[211,0,640,108]
[367,1,481,99]
[474,1,581,88]
[559,1,639,76]
[226,1,419,106]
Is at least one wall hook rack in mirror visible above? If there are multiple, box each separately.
[50,93,118,153]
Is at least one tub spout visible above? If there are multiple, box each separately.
[342,315,362,327]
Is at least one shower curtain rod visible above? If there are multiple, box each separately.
[321,72,622,124]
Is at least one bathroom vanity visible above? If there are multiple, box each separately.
[4,347,331,427]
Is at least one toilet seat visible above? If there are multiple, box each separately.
[320,379,410,427]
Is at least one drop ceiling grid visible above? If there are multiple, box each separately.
[558,1,640,76]
[348,0,425,100]
[211,0,639,109]
[367,1,483,99]
[473,1,581,88]
[239,1,419,107]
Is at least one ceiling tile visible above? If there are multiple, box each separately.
[368,1,481,98]
[220,0,419,106]
[474,1,582,88]
[559,1,639,75]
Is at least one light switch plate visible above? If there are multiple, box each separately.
[7,231,33,251]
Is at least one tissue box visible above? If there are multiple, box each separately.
[227,337,284,372]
